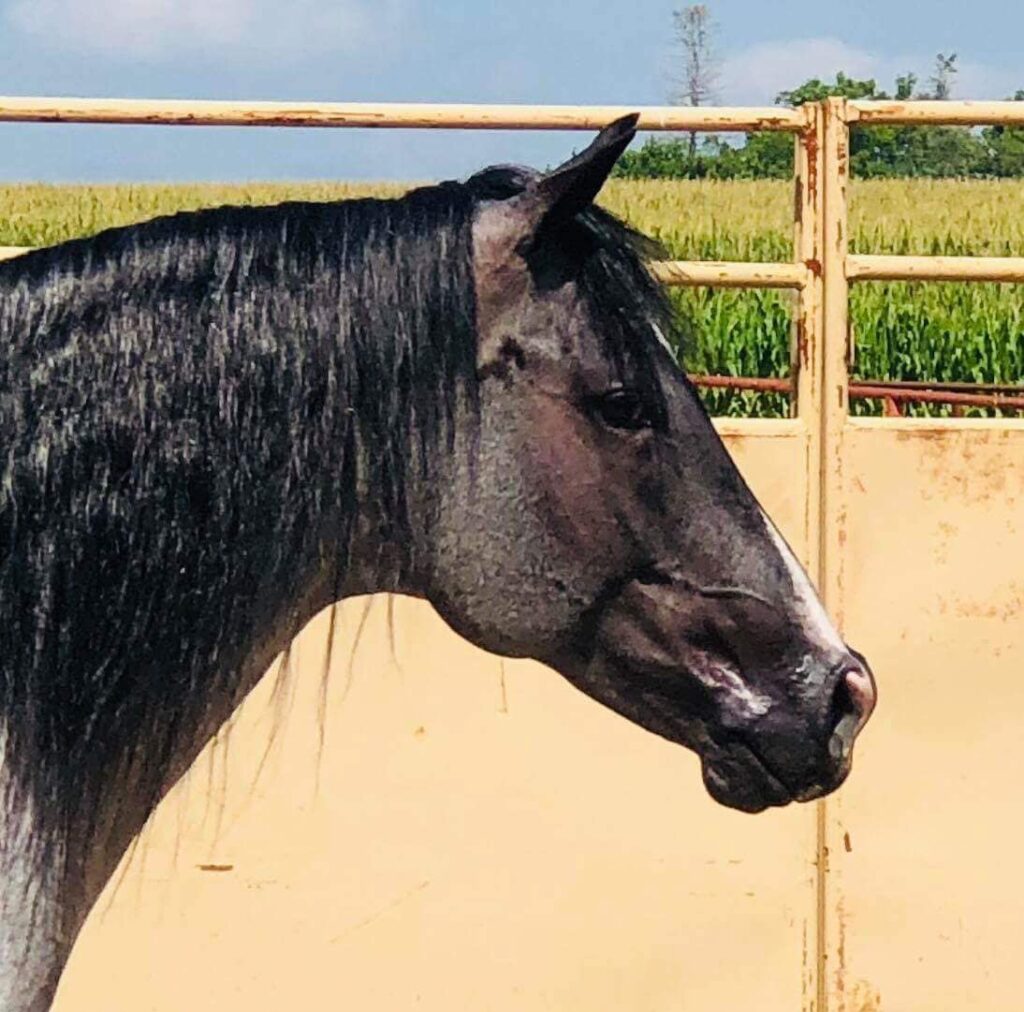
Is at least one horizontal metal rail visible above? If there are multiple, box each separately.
[857,378,1024,395]
[850,383,1024,413]
[690,376,1024,412]
[850,99,1024,126]
[0,246,808,289]
[848,254,1024,283]
[0,97,810,133]
[690,375,792,394]
[654,260,809,289]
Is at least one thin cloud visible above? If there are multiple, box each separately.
[719,38,880,105]
[5,0,402,63]
[953,61,1023,100]
[718,37,1024,106]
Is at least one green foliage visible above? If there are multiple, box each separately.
[2,178,1021,419]
[980,92,1024,177]
[614,72,1024,182]
[777,71,882,105]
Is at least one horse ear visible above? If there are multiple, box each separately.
[529,113,640,229]
[473,114,639,262]
[473,115,639,375]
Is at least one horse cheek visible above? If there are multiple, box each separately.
[523,397,626,566]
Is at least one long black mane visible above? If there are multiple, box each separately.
[0,172,675,902]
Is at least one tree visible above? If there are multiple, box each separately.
[929,53,958,100]
[981,90,1024,177]
[777,72,884,106]
[895,73,917,101]
[671,5,718,157]
[612,61,1024,180]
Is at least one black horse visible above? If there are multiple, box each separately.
[0,115,874,1010]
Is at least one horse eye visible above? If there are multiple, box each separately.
[593,389,651,431]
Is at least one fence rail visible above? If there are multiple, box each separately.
[2,94,1022,1012]
[847,254,1024,283]
[850,99,1024,125]
[1,95,1020,415]
[0,97,809,132]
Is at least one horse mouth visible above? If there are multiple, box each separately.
[565,572,871,815]
[699,741,798,813]
[638,686,801,813]
[566,655,852,814]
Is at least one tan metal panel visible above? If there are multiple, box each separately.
[53,426,819,1012]
[825,419,1024,1012]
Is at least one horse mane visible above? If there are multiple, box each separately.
[0,172,678,900]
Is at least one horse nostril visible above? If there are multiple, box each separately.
[827,661,876,763]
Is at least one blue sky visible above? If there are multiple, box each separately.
[2,0,1021,182]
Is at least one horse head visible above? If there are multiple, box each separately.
[427,115,875,812]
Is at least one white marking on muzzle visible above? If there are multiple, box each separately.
[760,509,846,654]
[680,651,773,720]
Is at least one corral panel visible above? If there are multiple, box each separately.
[825,420,1024,1012]
[54,426,818,1012]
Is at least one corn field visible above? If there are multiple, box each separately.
[2,178,1022,417]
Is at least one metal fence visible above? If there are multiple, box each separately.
[2,96,1023,415]
[4,96,1024,1012]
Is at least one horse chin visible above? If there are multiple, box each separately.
[698,744,796,814]
[630,689,800,814]
[559,652,800,814]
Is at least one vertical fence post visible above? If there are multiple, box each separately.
[817,95,852,1012]
[794,102,826,573]
[820,96,852,608]
[792,99,828,1012]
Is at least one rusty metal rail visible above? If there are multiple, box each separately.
[688,375,1024,414]
[848,254,1024,283]
[3,93,1024,1012]
[0,97,1019,422]
[850,99,1024,126]
[0,97,810,133]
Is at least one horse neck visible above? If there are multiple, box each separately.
[0,435,430,1012]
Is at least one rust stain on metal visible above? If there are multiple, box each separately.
[849,980,882,1012]
[801,919,811,1012]
[689,374,792,394]
[851,383,1024,413]
[795,314,809,369]
[804,125,820,203]
[950,582,1024,621]
[498,661,509,714]
[836,896,848,1011]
